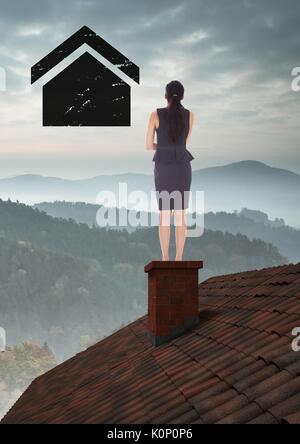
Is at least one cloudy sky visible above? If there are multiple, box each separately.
[0,0,300,178]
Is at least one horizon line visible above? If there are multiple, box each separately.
[1,160,299,181]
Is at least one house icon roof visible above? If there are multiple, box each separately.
[31,26,140,126]
[31,25,140,85]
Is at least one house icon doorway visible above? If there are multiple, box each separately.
[31,26,140,126]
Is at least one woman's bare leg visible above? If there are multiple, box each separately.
[159,210,171,261]
[174,210,187,261]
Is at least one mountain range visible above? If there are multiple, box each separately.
[0,160,299,227]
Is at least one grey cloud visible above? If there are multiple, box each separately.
[1,0,300,87]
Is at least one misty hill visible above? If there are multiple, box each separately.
[192,161,300,227]
[34,201,300,263]
[0,342,55,420]
[0,199,287,274]
[34,200,154,233]
[1,161,299,227]
[0,236,145,363]
[205,210,300,263]
[0,199,287,363]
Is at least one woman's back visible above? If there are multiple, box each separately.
[156,107,190,147]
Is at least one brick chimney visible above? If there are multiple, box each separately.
[144,261,203,346]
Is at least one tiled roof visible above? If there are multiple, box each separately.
[2,263,300,424]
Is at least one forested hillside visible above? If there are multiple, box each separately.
[0,237,146,362]
[0,342,55,419]
[34,201,300,262]
[0,199,287,362]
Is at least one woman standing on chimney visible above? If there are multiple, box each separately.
[146,80,195,261]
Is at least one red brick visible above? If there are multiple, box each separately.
[145,261,203,344]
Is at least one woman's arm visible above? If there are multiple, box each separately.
[145,111,157,151]
[186,111,195,144]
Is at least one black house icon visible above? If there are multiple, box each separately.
[31,26,140,126]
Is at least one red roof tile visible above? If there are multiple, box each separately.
[216,402,263,424]
[1,262,300,424]
[283,410,300,424]
[248,412,279,424]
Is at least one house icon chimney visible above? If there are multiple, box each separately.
[31,26,140,126]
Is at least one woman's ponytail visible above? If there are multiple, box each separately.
[165,81,185,144]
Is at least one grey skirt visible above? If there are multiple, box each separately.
[154,162,192,211]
